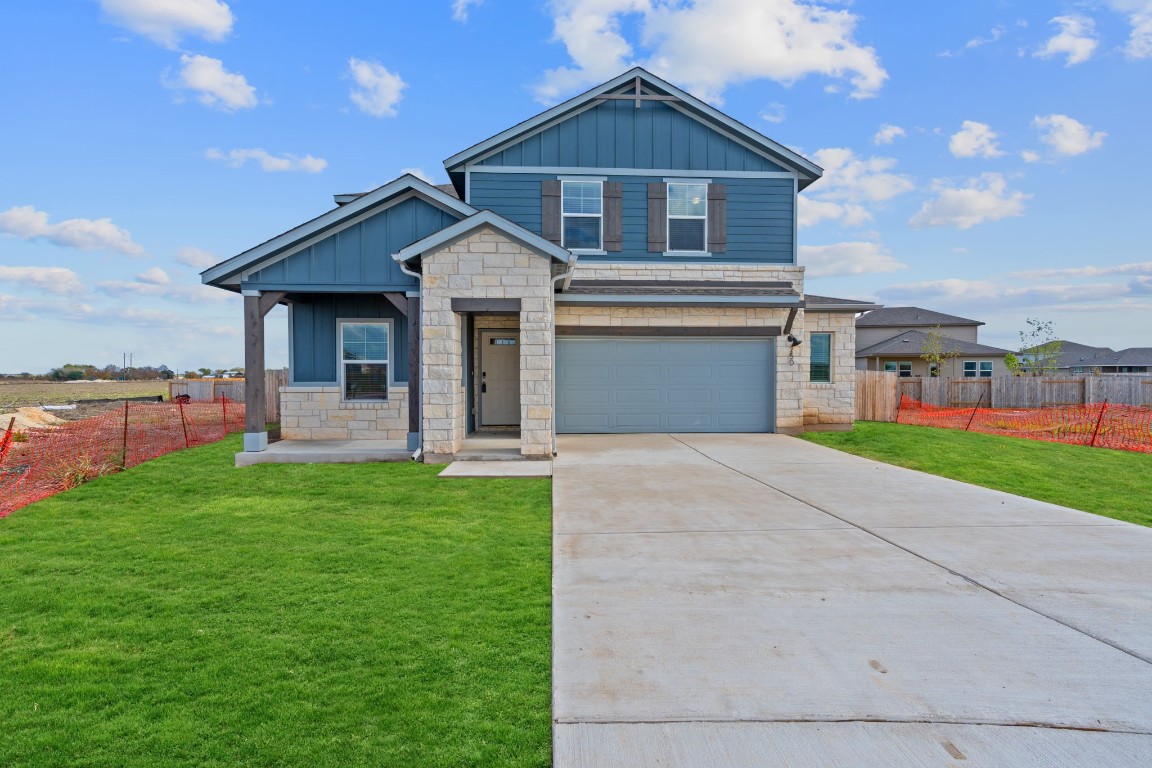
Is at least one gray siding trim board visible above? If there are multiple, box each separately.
[467,165,797,179]
[558,326,781,337]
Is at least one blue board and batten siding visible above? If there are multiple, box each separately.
[290,296,408,385]
[470,173,795,264]
[475,99,787,173]
[245,197,459,290]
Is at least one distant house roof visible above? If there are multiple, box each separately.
[856,306,982,328]
[1031,340,1115,369]
[1085,347,1152,367]
[856,330,1011,359]
[805,294,881,313]
[442,67,823,189]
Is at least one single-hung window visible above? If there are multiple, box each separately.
[562,180,602,250]
[810,333,832,382]
[341,321,389,401]
[667,182,707,252]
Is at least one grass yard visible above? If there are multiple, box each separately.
[0,436,552,767]
[0,380,169,409]
[802,422,1152,527]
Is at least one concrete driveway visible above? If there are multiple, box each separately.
[552,434,1152,767]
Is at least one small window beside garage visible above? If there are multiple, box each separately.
[340,321,389,401]
[810,333,832,382]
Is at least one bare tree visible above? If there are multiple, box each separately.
[1018,318,1064,376]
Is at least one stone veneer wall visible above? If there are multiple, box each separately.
[802,311,857,429]
[420,227,554,458]
[280,386,409,440]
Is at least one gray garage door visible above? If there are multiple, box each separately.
[556,337,775,433]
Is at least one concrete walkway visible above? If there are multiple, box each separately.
[552,434,1152,767]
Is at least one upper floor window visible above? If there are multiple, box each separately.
[810,333,832,382]
[963,361,993,378]
[341,321,389,401]
[667,182,708,252]
[562,180,602,250]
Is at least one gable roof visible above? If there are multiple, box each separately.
[393,209,571,265]
[856,306,983,328]
[1038,342,1152,368]
[443,68,822,188]
[856,330,1011,358]
[201,175,475,287]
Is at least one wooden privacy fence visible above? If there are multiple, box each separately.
[169,369,288,421]
[857,372,1152,421]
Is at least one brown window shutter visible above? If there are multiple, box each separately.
[647,182,667,252]
[603,182,623,252]
[708,183,727,253]
[541,180,562,245]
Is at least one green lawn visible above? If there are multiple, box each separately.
[0,436,552,767]
[802,422,1152,527]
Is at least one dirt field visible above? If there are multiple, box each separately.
[0,381,169,410]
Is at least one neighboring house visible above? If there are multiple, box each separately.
[202,68,877,461]
[855,306,1011,378]
[1022,341,1152,374]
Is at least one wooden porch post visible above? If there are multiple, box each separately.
[407,294,421,451]
[243,290,286,452]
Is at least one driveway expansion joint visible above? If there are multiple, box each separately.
[668,434,1152,667]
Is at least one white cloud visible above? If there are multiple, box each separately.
[1033,114,1106,157]
[168,54,257,112]
[948,121,1004,159]
[400,167,436,184]
[873,123,905,145]
[798,147,913,228]
[97,280,235,304]
[452,0,483,22]
[0,266,86,295]
[535,0,887,104]
[99,0,233,48]
[908,173,1029,230]
[136,266,171,285]
[799,241,906,278]
[1009,261,1152,279]
[1034,15,1098,66]
[175,246,218,269]
[966,25,1005,50]
[206,147,328,173]
[348,58,406,117]
[1106,1,1152,59]
[878,278,1131,308]
[0,205,145,256]
[1020,149,1041,163]
[759,102,786,124]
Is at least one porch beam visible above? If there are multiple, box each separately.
[243,294,268,452]
[407,295,421,451]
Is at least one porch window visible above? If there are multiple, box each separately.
[963,361,993,378]
[341,321,389,400]
[810,333,831,382]
[561,180,602,250]
[667,182,707,252]
[885,361,913,377]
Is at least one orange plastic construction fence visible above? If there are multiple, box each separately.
[897,395,1152,454]
[0,398,244,518]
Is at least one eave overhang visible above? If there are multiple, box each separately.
[393,209,571,266]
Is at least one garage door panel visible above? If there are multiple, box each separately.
[557,337,775,434]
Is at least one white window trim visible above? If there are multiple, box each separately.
[561,179,603,252]
[337,318,394,402]
[963,360,993,379]
[666,181,709,254]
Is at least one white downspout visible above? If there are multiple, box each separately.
[550,254,578,457]
[397,258,423,461]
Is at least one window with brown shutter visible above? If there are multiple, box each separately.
[603,182,622,252]
[707,183,727,253]
[541,179,561,245]
[647,182,667,252]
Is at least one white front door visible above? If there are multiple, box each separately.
[480,331,521,426]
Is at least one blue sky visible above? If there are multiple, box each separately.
[2,0,1149,373]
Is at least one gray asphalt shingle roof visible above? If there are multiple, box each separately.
[856,306,982,327]
[856,330,1012,358]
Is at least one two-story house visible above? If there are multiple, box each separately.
[854,306,1012,378]
[202,68,877,462]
